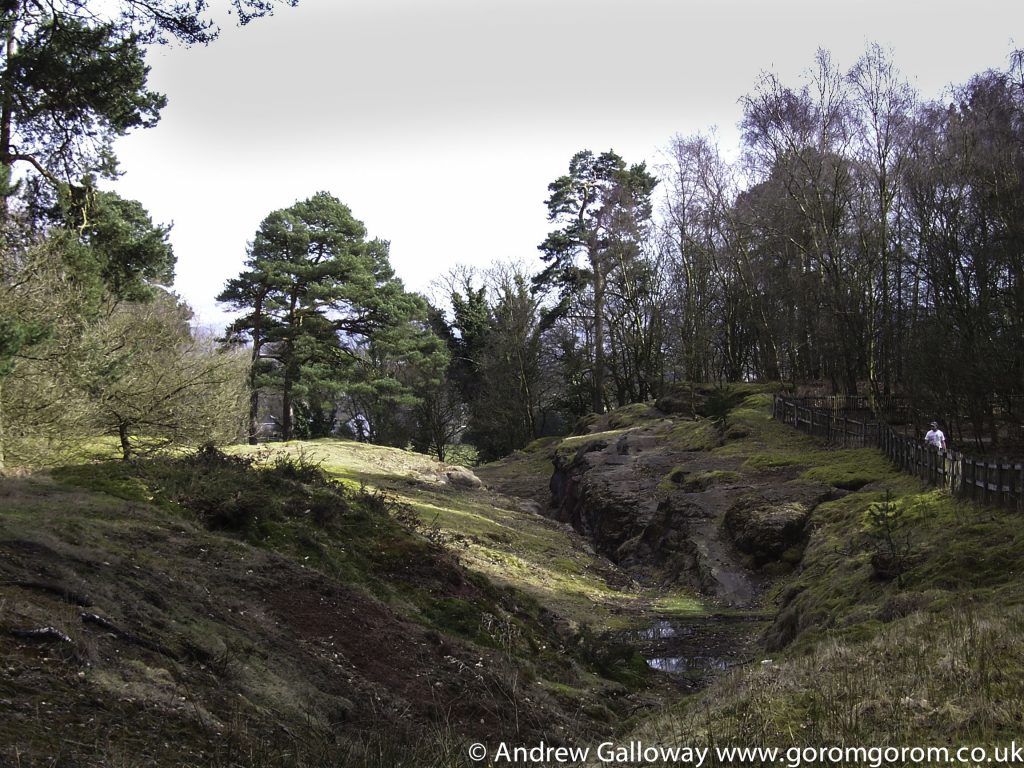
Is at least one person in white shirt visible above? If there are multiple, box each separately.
[925,421,946,451]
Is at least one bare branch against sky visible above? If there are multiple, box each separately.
[111,0,1022,331]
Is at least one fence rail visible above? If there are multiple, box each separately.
[773,395,1023,511]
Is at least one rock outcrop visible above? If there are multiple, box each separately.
[546,406,833,607]
[722,484,836,572]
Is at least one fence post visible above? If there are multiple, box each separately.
[1018,462,1023,511]
[771,394,1021,512]
[1018,462,1023,510]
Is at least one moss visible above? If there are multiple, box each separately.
[665,419,721,452]
[426,597,493,645]
[606,402,658,429]
[659,468,742,497]
[554,429,630,461]
[651,592,705,616]
[51,463,158,505]
[801,449,900,489]
[523,436,562,453]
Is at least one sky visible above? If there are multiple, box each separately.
[110,0,1023,332]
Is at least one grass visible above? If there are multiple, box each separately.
[224,438,665,629]
[4,443,673,766]
[633,603,1024,753]
[650,593,706,616]
[657,467,742,499]
[619,396,1024,757]
[554,429,631,461]
[10,383,1021,764]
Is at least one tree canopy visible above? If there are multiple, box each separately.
[536,149,657,414]
[1,0,297,200]
[219,192,443,444]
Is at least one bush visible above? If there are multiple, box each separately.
[121,445,352,535]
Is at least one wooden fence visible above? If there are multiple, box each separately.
[779,393,916,426]
[773,395,1024,511]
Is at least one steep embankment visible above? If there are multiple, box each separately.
[486,387,1023,755]
[531,391,854,607]
[549,389,1023,756]
[6,390,1021,766]
[0,446,660,767]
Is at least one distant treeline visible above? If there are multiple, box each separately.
[430,46,1024,456]
[2,16,1022,465]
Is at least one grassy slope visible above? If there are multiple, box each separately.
[0,448,660,767]
[628,393,1024,757]
[5,390,1020,764]
[244,439,702,627]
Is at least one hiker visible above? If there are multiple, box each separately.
[924,421,946,451]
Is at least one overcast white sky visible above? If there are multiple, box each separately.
[110,0,1022,331]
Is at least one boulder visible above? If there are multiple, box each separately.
[444,467,483,489]
[723,499,810,566]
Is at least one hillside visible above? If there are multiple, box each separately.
[2,389,1022,766]
[525,388,1024,759]
[1,446,667,767]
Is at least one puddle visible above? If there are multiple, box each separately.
[623,619,684,642]
[617,614,769,685]
[647,656,731,673]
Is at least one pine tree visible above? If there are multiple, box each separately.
[218,192,440,443]
[536,150,657,414]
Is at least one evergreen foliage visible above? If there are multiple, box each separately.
[0,0,297,192]
[535,149,658,414]
[218,192,445,445]
[0,0,300,467]
[441,264,548,461]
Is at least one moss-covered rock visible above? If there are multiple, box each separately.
[727,500,809,560]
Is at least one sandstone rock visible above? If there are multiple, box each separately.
[444,467,483,489]
[723,499,810,567]
[546,419,758,605]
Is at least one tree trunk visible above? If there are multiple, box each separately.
[118,421,132,461]
[247,388,260,445]
[281,377,292,441]
[0,4,18,221]
[281,288,299,441]
[0,377,6,469]
[247,293,264,444]
[1,5,16,168]
[591,256,606,414]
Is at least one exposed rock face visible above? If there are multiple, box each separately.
[724,501,809,566]
[546,413,833,607]
[548,422,757,606]
[723,486,836,571]
[548,429,670,570]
